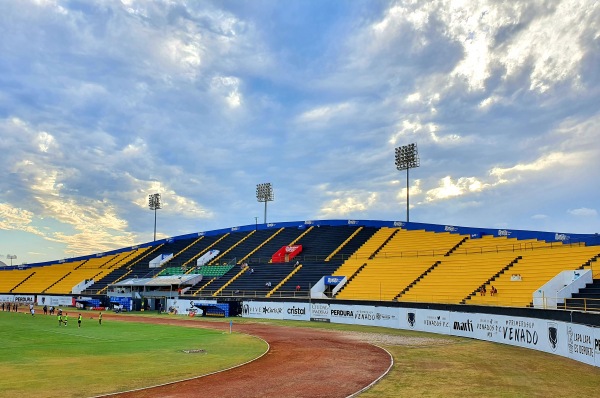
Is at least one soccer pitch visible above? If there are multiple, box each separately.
[0,311,266,398]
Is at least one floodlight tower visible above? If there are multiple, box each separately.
[395,143,420,222]
[256,183,274,224]
[6,254,16,266]
[148,193,162,241]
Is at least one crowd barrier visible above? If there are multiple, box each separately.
[241,300,600,368]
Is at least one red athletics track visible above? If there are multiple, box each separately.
[102,314,392,398]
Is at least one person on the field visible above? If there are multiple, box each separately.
[64,313,68,326]
[98,312,102,325]
[43,305,48,315]
[78,314,82,328]
[58,313,62,326]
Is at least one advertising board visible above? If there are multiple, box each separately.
[241,301,600,368]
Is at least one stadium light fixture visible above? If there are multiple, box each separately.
[6,254,16,266]
[256,183,274,224]
[148,193,162,241]
[395,143,420,222]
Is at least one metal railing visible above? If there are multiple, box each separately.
[185,289,309,299]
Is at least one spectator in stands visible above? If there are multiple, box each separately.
[296,285,301,292]
[491,286,498,296]
[479,286,486,296]
[250,268,254,274]
[265,281,272,288]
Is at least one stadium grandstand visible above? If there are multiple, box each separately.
[1,219,599,314]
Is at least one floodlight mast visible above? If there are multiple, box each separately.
[395,143,420,222]
[256,183,274,224]
[148,193,162,241]
[6,254,16,266]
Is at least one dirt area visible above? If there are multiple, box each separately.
[100,315,393,398]
[336,330,455,347]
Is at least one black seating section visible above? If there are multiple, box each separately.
[165,234,223,268]
[88,225,380,298]
[187,266,239,296]
[294,225,360,261]
[214,263,296,297]
[566,279,600,311]
[213,229,282,264]
[332,226,379,261]
[245,227,306,264]
[279,261,340,294]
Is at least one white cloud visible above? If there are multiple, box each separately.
[318,190,378,217]
[0,203,43,236]
[211,76,243,108]
[568,208,597,217]
[489,152,581,182]
[297,102,352,124]
[425,176,487,202]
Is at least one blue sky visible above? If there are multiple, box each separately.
[1,0,599,265]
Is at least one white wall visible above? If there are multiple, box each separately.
[242,300,600,368]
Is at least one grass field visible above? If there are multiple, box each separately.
[0,311,267,398]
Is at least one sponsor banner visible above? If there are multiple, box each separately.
[37,296,74,307]
[241,301,285,319]
[283,302,310,321]
[329,304,356,325]
[449,312,477,338]
[595,327,600,368]
[13,295,35,304]
[0,295,14,302]
[402,309,451,335]
[167,299,217,316]
[353,305,400,328]
[310,303,330,322]
[566,323,596,366]
[492,315,541,350]
[472,314,555,354]
[546,320,569,359]
[324,276,344,286]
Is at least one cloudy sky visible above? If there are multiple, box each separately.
[0,0,599,265]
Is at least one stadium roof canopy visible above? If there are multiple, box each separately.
[110,275,199,288]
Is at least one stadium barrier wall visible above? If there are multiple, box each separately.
[241,300,600,368]
[0,294,35,303]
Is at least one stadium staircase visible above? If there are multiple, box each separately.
[566,276,600,311]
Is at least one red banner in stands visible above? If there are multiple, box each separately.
[271,245,303,263]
